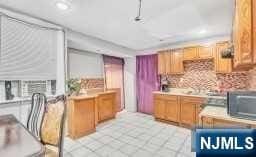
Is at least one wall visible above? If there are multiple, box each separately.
[165,60,249,91]
[124,57,137,112]
[68,48,104,78]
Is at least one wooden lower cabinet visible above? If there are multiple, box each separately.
[154,99,166,119]
[180,96,204,127]
[97,93,116,122]
[165,96,179,122]
[68,98,96,139]
[154,94,204,127]
[154,95,179,122]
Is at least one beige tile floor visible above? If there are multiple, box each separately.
[63,111,195,157]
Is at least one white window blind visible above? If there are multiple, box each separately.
[0,16,57,80]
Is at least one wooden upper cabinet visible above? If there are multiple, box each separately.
[158,50,183,75]
[215,42,232,73]
[157,51,171,75]
[165,50,172,74]
[198,45,214,59]
[158,51,166,75]
[233,0,254,69]
[183,47,198,60]
[170,49,184,74]
[253,0,256,64]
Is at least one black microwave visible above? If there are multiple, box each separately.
[227,91,256,120]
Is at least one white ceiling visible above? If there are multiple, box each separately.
[0,0,234,51]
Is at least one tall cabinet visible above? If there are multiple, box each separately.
[233,0,256,69]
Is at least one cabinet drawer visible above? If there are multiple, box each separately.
[154,94,178,101]
[180,96,205,103]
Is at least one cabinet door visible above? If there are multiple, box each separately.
[98,94,115,121]
[74,99,95,137]
[180,101,196,125]
[215,42,232,73]
[158,52,166,75]
[253,0,256,64]
[154,99,165,119]
[165,98,179,122]
[170,49,184,74]
[233,0,253,68]
[183,47,198,60]
[164,51,172,74]
[198,45,214,59]
[180,97,204,126]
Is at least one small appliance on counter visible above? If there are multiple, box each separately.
[227,91,256,120]
[161,77,169,92]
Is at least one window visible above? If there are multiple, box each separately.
[0,15,64,102]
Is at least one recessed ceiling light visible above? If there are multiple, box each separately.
[56,1,70,10]
[199,29,207,34]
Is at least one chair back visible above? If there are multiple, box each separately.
[40,95,66,157]
[27,93,47,139]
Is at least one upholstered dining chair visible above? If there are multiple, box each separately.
[40,95,66,157]
[27,93,47,139]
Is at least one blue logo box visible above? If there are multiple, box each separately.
[195,129,256,157]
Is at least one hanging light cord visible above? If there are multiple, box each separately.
[135,0,142,21]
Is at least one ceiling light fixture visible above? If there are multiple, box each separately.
[56,1,70,10]
[135,0,142,21]
[199,29,207,34]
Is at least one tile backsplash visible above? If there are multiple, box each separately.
[80,78,105,89]
[164,60,251,91]
[248,67,256,90]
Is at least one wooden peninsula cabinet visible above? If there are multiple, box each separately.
[68,91,117,139]
[68,96,96,139]
[97,92,117,122]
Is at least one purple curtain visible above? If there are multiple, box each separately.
[136,54,160,114]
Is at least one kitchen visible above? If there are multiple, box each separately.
[0,0,256,157]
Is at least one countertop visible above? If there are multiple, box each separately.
[153,88,226,100]
[200,106,256,125]
[68,90,116,101]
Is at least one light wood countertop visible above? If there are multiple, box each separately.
[153,91,226,100]
[68,91,116,101]
[200,106,256,125]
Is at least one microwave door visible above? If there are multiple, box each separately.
[236,96,256,119]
